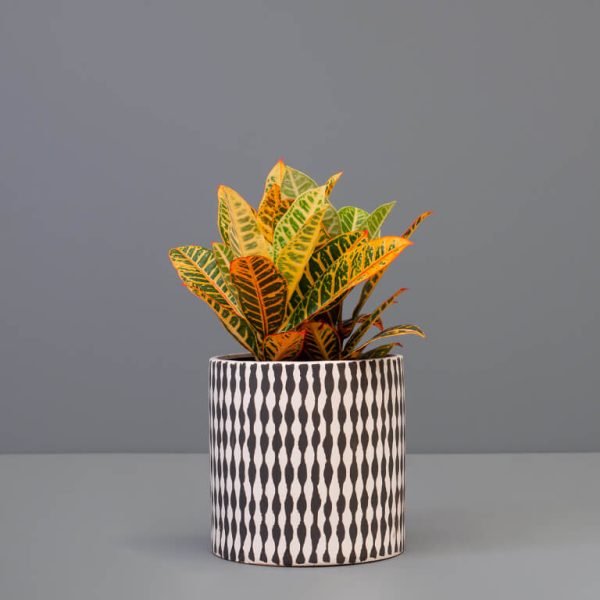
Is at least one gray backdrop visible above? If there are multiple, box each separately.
[1,0,599,453]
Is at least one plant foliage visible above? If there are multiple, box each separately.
[169,161,431,360]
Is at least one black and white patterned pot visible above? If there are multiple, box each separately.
[208,354,406,566]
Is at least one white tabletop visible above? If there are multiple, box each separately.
[1,453,599,600]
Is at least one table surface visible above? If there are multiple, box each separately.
[1,454,599,600]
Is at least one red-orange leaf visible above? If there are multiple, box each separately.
[263,331,306,361]
[230,256,287,336]
[302,321,341,360]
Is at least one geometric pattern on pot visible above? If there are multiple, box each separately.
[208,355,405,566]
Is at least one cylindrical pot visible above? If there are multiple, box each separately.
[208,354,405,567]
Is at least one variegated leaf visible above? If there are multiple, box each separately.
[170,246,257,355]
[276,209,326,301]
[350,271,384,323]
[263,159,285,194]
[324,171,343,196]
[186,282,259,357]
[302,321,341,360]
[344,288,408,354]
[271,196,294,225]
[273,173,342,256]
[364,201,396,238]
[314,202,341,250]
[280,165,317,200]
[341,313,384,338]
[350,324,426,355]
[273,186,327,256]
[322,202,341,237]
[338,206,369,233]
[357,343,402,359]
[356,313,385,330]
[402,210,433,240]
[321,297,345,329]
[289,230,367,309]
[256,184,281,243]
[348,208,427,320]
[229,255,287,336]
[217,194,232,246]
[218,185,271,257]
[212,242,236,291]
[168,245,236,307]
[315,225,332,251]
[257,160,286,243]
[284,236,413,330]
[263,330,305,361]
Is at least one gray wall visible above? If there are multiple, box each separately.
[1,0,599,453]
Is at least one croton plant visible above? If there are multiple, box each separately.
[169,161,431,361]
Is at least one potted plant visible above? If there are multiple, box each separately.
[169,160,431,566]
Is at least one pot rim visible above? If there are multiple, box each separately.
[209,353,404,366]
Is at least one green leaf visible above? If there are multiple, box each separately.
[344,288,408,354]
[280,166,317,200]
[349,324,426,355]
[230,255,287,336]
[364,201,396,238]
[338,206,369,233]
[302,321,341,360]
[284,236,413,331]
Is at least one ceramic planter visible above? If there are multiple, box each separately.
[208,354,405,566]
